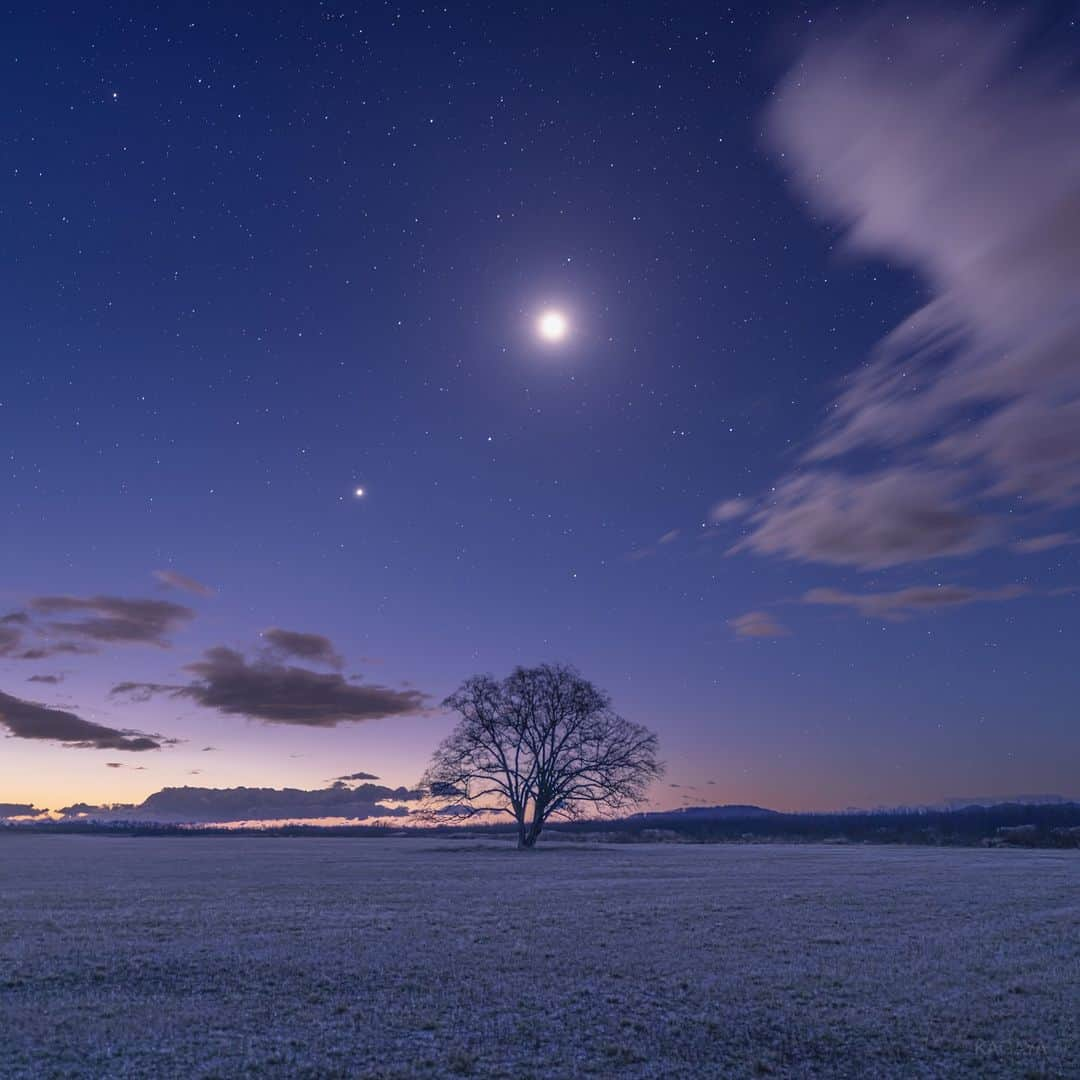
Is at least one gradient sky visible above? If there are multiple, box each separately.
[3,1,1079,820]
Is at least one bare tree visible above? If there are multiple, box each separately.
[421,664,663,848]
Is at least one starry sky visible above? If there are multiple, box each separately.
[3,1,1079,821]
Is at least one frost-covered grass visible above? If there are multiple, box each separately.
[1,837,1077,1078]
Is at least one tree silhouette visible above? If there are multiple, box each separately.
[422,664,663,848]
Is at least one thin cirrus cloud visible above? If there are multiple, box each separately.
[710,498,749,524]
[1011,533,1078,555]
[731,10,1080,570]
[729,611,789,639]
[0,690,166,751]
[153,569,216,598]
[28,595,195,648]
[803,584,1029,621]
[111,644,427,727]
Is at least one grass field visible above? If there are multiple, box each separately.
[1,836,1077,1078]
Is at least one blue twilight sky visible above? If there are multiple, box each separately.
[2,1,1079,819]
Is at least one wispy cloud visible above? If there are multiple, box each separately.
[1011,533,1078,554]
[738,10,1080,569]
[729,611,789,639]
[734,468,989,570]
[153,569,215,597]
[804,584,1028,620]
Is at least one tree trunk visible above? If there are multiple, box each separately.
[516,816,542,849]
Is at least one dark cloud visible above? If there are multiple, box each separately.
[12,642,95,661]
[261,627,343,669]
[746,11,1080,568]
[735,468,989,569]
[112,645,426,726]
[0,690,165,751]
[729,611,789,639]
[804,584,1028,620]
[59,783,421,823]
[1,612,29,625]
[153,569,215,597]
[59,802,136,816]
[27,674,62,685]
[29,595,194,647]
[334,771,380,782]
[0,625,22,656]
[0,803,44,819]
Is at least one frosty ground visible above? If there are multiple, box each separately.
[1,837,1077,1079]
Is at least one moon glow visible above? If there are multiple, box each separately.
[537,309,569,343]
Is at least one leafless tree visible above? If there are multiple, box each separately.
[421,664,663,848]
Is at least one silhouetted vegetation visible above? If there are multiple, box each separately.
[4,802,1079,847]
[422,664,662,847]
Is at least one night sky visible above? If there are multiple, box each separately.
[3,2,1079,821]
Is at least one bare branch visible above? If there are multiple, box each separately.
[418,664,663,847]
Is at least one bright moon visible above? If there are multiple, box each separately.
[354,486,365,498]
[537,309,569,343]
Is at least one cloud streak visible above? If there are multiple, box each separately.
[153,570,215,597]
[804,584,1028,620]
[739,10,1080,569]
[734,468,988,570]
[729,611,789,639]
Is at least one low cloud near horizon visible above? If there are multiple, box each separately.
[58,782,423,823]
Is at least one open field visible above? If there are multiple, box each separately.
[1,837,1077,1079]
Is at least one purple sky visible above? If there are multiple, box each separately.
[3,3,1079,821]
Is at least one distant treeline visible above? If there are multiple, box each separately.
[3,802,1079,847]
[560,802,1080,848]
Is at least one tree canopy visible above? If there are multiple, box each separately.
[421,663,663,847]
